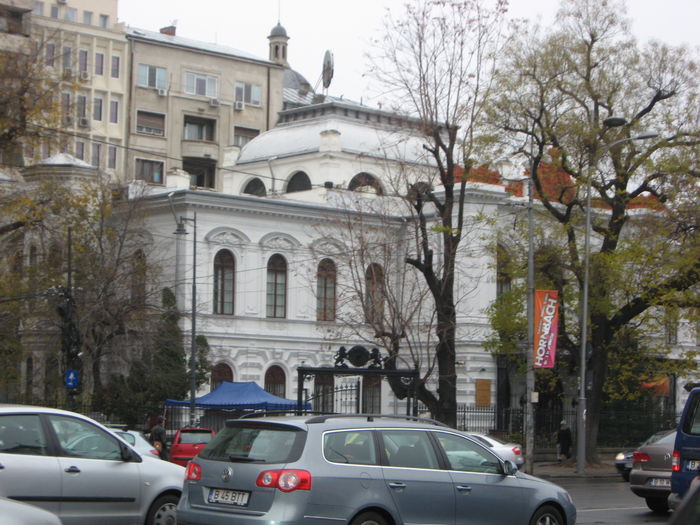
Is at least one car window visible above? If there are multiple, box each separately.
[115,431,136,446]
[0,414,49,456]
[685,395,700,434]
[48,415,122,460]
[324,430,377,465]
[469,434,492,447]
[381,430,439,469]
[179,431,214,444]
[199,422,305,463]
[434,432,502,474]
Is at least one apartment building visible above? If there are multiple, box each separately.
[125,25,285,191]
[30,0,128,178]
[0,0,32,52]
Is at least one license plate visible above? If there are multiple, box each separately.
[688,460,700,470]
[207,488,250,506]
[649,478,671,488]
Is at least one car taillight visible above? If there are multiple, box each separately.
[256,470,311,492]
[150,449,160,457]
[512,446,522,456]
[185,461,202,481]
[633,451,650,463]
[672,450,681,472]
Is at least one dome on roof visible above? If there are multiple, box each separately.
[269,23,288,38]
[284,68,311,92]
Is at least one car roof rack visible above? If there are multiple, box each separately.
[237,410,329,419]
[304,413,448,427]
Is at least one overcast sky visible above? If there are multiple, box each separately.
[118,0,700,105]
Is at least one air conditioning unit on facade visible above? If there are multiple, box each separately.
[234,100,244,111]
[78,117,90,128]
[79,71,90,81]
[62,115,73,127]
[209,98,220,107]
[156,88,167,97]
[57,0,67,4]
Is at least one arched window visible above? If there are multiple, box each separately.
[365,263,384,326]
[348,172,383,195]
[266,254,287,318]
[29,245,38,267]
[316,258,336,321]
[213,249,235,315]
[496,244,512,297]
[243,178,266,196]
[265,365,286,398]
[130,250,147,305]
[211,362,233,391]
[287,171,311,193]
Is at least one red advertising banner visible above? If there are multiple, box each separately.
[534,290,559,369]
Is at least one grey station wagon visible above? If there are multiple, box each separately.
[177,414,576,525]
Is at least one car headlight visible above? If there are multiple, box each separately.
[616,452,625,461]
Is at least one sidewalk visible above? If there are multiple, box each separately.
[528,460,619,479]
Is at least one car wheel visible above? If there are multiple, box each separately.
[146,494,179,525]
[350,511,388,525]
[645,497,669,514]
[529,504,564,525]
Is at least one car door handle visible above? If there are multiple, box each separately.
[456,485,472,493]
[388,482,407,489]
[64,466,81,473]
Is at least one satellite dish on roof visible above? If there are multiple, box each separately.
[322,50,334,90]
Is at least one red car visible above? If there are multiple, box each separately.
[169,427,216,466]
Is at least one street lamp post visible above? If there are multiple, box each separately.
[576,123,658,474]
[169,193,198,427]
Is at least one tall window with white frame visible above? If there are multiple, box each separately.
[316,258,336,321]
[213,249,235,315]
[266,254,287,318]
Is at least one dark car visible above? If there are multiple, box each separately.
[169,427,216,466]
[177,414,576,525]
[669,475,700,524]
[670,386,700,509]
[629,430,676,513]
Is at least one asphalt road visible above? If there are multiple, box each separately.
[555,477,671,525]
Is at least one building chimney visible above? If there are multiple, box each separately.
[160,25,176,36]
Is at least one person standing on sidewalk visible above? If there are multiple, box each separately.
[150,416,168,460]
[557,420,572,463]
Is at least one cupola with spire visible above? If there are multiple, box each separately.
[268,22,289,66]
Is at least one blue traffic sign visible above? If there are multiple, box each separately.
[65,369,79,389]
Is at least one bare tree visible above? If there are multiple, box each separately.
[367,0,507,425]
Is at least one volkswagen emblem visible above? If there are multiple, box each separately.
[221,467,233,482]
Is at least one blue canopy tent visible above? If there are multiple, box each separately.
[165,381,310,411]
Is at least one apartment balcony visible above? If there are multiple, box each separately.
[181,139,219,161]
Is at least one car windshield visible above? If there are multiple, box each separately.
[179,431,214,444]
[198,421,305,463]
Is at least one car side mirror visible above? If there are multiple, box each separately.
[120,443,140,462]
[502,460,518,476]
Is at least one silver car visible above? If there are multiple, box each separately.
[467,432,524,466]
[177,414,576,525]
[0,404,184,525]
[0,496,62,525]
